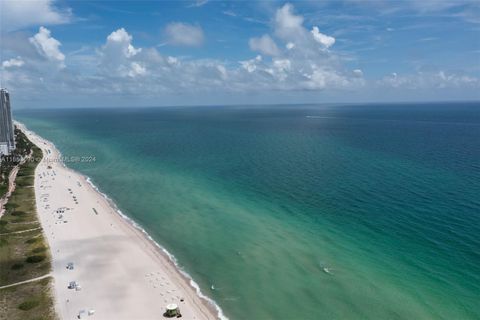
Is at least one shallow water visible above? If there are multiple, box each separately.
[16,103,480,319]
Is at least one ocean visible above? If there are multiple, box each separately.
[15,102,480,319]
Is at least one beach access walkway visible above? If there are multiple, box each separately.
[0,273,52,290]
[0,227,42,236]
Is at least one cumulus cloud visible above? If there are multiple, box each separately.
[167,56,179,65]
[273,59,291,71]
[128,62,146,77]
[29,26,65,67]
[311,26,335,48]
[2,57,25,68]
[107,30,140,57]
[272,3,336,57]
[105,28,141,58]
[237,3,354,91]
[3,2,477,106]
[1,0,71,31]
[274,3,305,40]
[1,4,358,98]
[4,4,360,99]
[379,71,480,89]
[249,35,280,56]
[164,23,204,47]
[353,69,363,77]
[240,55,262,73]
[100,28,144,77]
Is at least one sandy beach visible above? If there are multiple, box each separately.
[18,124,220,320]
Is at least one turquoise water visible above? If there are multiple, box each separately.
[16,103,480,319]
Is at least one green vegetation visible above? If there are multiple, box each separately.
[18,299,41,311]
[0,128,56,320]
[26,255,47,264]
[10,263,24,270]
[0,128,35,199]
[0,130,43,236]
[25,238,39,244]
[31,246,47,254]
[0,229,50,284]
[0,277,55,320]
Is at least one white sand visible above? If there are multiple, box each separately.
[20,125,219,320]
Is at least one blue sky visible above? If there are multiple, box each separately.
[1,0,479,108]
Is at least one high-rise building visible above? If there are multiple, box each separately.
[0,88,16,155]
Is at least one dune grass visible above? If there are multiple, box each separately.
[0,128,56,320]
[0,128,36,199]
[0,277,56,320]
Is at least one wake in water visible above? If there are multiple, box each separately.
[319,261,334,275]
[211,284,225,291]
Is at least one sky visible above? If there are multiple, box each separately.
[1,0,480,108]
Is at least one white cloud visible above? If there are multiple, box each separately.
[311,26,335,48]
[29,26,65,67]
[240,55,262,73]
[273,59,291,72]
[249,35,280,56]
[299,66,359,90]
[2,4,362,100]
[1,0,71,31]
[4,5,362,99]
[100,28,143,77]
[274,3,305,40]
[128,62,146,77]
[105,28,141,58]
[2,57,25,68]
[217,65,228,80]
[4,3,477,106]
[238,3,356,91]
[379,71,480,89]
[165,23,204,47]
[353,69,363,77]
[272,4,337,57]
[167,56,179,65]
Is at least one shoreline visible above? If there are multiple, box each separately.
[81,177,227,320]
[17,122,225,320]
